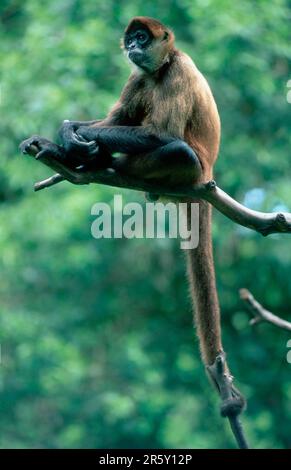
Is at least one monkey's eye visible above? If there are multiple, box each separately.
[135,30,149,45]
[137,33,147,43]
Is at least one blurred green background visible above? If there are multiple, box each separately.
[1,0,291,449]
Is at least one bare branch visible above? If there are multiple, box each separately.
[34,174,64,191]
[240,288,291,331]
[30,154,291,237]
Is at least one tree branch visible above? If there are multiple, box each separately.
[240,288,291,331]
[34,173,64,191]
[29,148,291,237]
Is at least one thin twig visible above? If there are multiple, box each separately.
[34,173,64,191]
[240,288,291,331]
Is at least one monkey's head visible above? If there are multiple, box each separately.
[123,17,175,74]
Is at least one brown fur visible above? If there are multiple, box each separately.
[98,17,223,365]
[125,17,175,42]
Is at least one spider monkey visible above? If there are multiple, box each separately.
[20,17,245,418]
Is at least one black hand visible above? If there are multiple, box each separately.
[59,120,99,160]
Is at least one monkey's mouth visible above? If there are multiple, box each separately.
[128,50,144,65]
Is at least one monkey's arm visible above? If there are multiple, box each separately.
[56,92,138,162]
[58,103,137,158]
[58,106,130,144]
[59,73,144,153]
[76,125,175,154]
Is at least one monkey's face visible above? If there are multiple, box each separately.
[124,27,154,72]
[123,18,175,74]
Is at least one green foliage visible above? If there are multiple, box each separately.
[0,0,291,449]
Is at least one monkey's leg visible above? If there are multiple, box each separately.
[76,126,202,180]
[112,140,202,184]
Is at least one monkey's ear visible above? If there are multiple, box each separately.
[163,31,169,40]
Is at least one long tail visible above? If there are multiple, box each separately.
[185,199,223,365]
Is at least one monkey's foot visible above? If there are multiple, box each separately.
[19,135,88,186]
[19,135,63,160]
[207,352,249,449]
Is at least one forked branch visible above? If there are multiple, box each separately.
[240,288,291,331]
